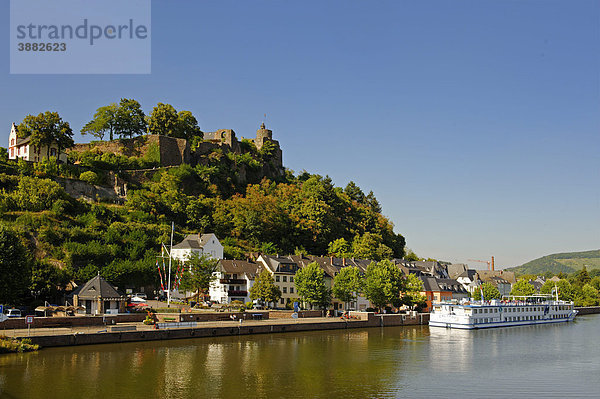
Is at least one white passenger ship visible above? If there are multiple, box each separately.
[429,294,578,329]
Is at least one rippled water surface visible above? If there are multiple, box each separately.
[1,315,598,398]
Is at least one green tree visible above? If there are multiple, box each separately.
[0,225,31,304]
[577,284,599,306]
[473,282,501,300]
[328,238,351,257]
[574,266,591,287]
[401,273,427,310]
[148,103,179,136]
[11,176,65,211]
[295,262,331,309]
[510,280,536,296]
[363,259,405,311]
[344,181,365,203]
[30,260,68,302]
[18,111,74,160]
[404,249,419,262]
[541,279,574,301]
[249,269,281,307]
[352,233,379,259]
[81,103,118,140]
[115,98,147,139]
[176,110,202,140]
[332,266,362,309]
[178,252,219,301]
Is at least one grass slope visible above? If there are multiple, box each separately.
[507,249,600,275]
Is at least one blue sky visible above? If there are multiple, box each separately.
[1,0,598,268]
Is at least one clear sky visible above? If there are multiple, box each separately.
[1,1,598,268]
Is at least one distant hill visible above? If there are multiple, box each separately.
[506,250,600,275]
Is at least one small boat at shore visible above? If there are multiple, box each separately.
[429,294,578,330]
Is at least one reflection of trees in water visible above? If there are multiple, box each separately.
[0,327,429,399]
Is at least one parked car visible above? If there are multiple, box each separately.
[7,309,22,318]
[133,293,147,300]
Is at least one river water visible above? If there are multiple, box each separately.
[1,315,598,398]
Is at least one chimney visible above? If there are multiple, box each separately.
[343,258,346,267]
[491,256,495,271]
[330,256,333,264]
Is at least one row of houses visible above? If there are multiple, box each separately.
[169,233,518,312]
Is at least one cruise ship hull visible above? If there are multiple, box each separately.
[429,315,577,330]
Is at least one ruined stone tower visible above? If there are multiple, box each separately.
[254,122,273,150]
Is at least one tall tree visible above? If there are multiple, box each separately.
[81,103,118,140]
[295,262,331,309]
[473,282,502,300]
[363,259,405,311]
[540,279,574,301]
[18,111,74,161]
[328,238,351,257]
[344,181,365,203]
[148,103,179,137]
[178,252,219,301]
[116,98,147,139]
[510,280,536,296]
[401,273,427,310]
[177,110,202,140]
[0,225,31,304]
[332,266,362,309]
[249,269,281,307]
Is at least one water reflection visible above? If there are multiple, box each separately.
[0,318,598,399]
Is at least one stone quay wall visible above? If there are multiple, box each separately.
[21,312,430,348]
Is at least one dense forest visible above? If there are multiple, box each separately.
[0,103,406,305]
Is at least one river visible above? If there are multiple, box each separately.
[1,315,598,398]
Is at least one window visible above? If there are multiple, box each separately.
[290,287,294,294]
[283,276,287,282]
[276,276,280,282]
[280,298,284,305]
[283,287,287,294]
[290,277,294,282]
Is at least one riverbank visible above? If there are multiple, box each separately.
[0,337,39,353]
[2,312,430,349]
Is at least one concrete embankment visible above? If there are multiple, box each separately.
[575,306,600,315]
[11,312,430,348]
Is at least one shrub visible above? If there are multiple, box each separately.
[80,170,100,185]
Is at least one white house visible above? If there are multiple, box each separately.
[8,122,67,163]
[209,259,259,304]
[171,233,224,262]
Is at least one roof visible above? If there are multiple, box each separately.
[219,260,260,278]
[76,275,125,300]
[457,269,479,281]
[172,233,220,250]
[15,136,31,146]
[258,255,300,274]
[420,276,441,292]
[447,263,469,279]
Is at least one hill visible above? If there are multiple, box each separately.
[0,129,406,304]
[506,250,600,276]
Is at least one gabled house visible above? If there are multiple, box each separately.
[171,233,224,261]
[419,276,452,312]
[456,269,482,294]
[305,256,371,311]
[72,274,126,315]
[8,122,67,163]
[256,255,300,307]
[209,259,260,304]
